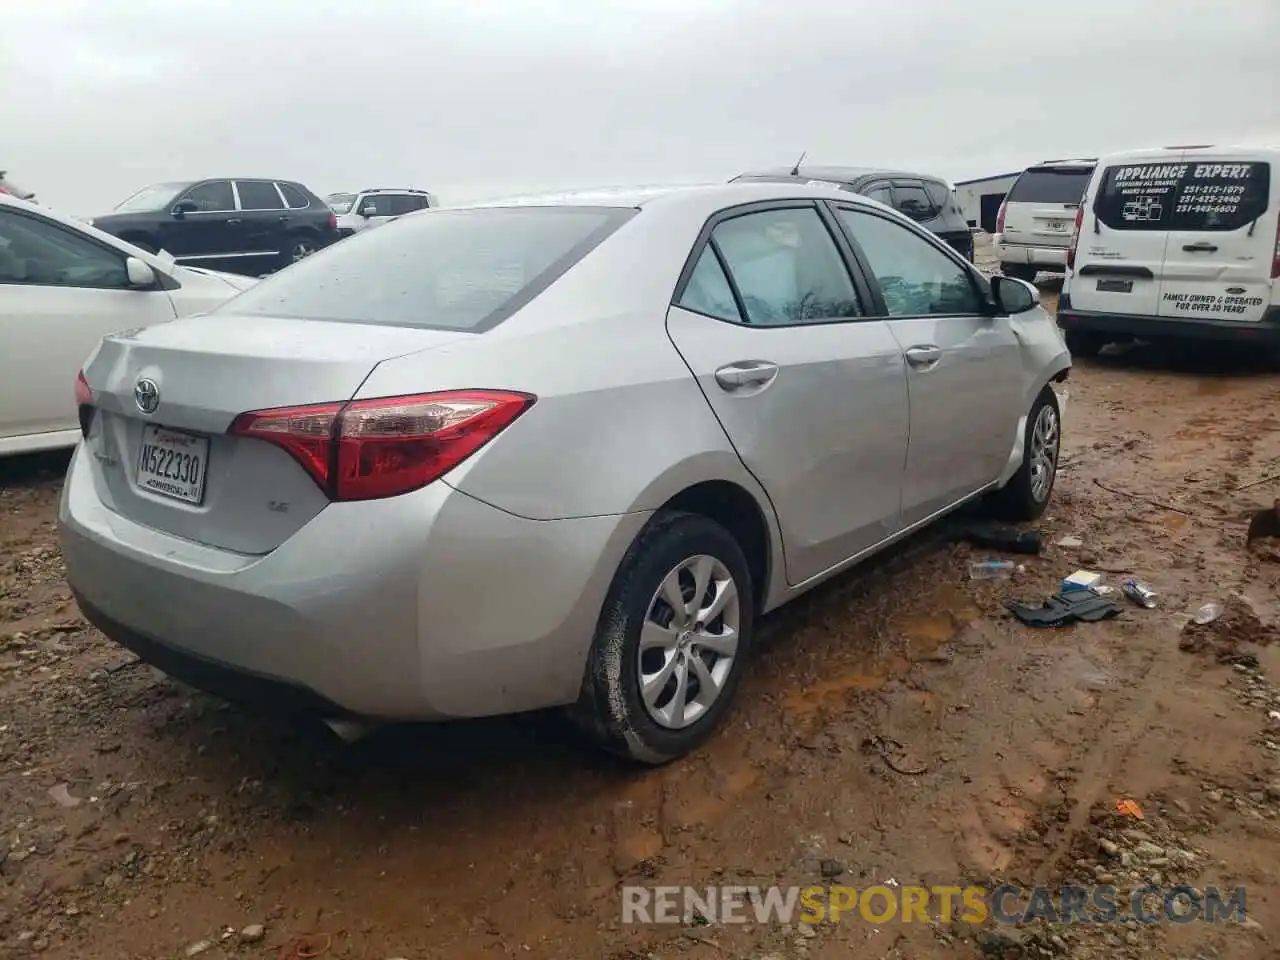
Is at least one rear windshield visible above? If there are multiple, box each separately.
[1094,161,1272,232]
[223,206,635,331]
[1007,168,1093,204]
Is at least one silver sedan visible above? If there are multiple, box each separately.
[59,182,1070,764]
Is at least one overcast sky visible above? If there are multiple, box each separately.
[4,0,1278,215]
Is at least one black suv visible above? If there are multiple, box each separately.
[89,178,341,275]
[731,166,975,261]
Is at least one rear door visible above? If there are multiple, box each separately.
[1151,154,1275,323]
[1070,151,1180,317]
[234,180,289,257]
[664,201,911,585]
[1003,166,1093,250]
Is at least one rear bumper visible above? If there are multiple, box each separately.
[994,238,1068,269]
[1057,296,1280,343]
[59,443,648,720]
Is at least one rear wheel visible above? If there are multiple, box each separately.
[1064,329,1107,358]
[989,387,1061,522]
[571,511,755,765]
[1002,263,1039,283]
[279,233,317,269]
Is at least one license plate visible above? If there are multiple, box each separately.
[1097,278,1134,293]
[136,425,209,505]
[1045,220,1069,231]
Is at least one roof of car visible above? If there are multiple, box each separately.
[735,165,948,185]
[455,181,864,211]
[359,187,432,195]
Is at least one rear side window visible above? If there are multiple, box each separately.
[224,206,635,331]
[237,181,284,210]
[892,182,936,222]
[924,181,952,212]
[1094,161,1272,232]
[1007,168,1093,204]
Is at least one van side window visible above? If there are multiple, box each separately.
[1094,162,1271,232]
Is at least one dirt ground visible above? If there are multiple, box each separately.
[4,266,1280,959]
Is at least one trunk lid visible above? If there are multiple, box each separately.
[1002,165,1095,250]
[80,314,469,554]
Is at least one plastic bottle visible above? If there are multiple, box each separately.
[969,560,1016,580]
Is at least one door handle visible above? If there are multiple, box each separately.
[904,345,942,368]
[714,361,778,391]
[225,218,242,226]
[1182,242,1218,253]
[278,215,290,222]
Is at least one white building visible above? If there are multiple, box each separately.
[954,171,1021,234]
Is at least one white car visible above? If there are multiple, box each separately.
[1059,144,1280,355]
[327,188,436,237]
[995,159,1096,282]
[0,194,256,455]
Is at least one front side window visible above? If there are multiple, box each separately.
[181,181,234,212]
[224,206,635,331]
[236,181,284,211]
[710,207,861,326]
[836,208,981,317]
[892,182,936,222]
[677,246,742,323]
[0,209,128,289]
[924,181,953,212]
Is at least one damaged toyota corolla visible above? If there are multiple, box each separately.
[59,182,1070,764]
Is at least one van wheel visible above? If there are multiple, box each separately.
[1002,264,1038,283]
[989,387,1061,522]
[571,511,755,765]
[1064,330,1107,357]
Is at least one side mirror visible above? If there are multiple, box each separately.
[991,275,1039,315]
[358,205,377,218]
[125,256,157,289]
[170,199,197,218]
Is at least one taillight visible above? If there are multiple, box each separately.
[229,390,535,501]
[75,369,94,438]
[328,213,338,231]
[1271,212,1280,280]
[1066,206,1085,272]
[995,200,1007,234]
[75,369,92,406]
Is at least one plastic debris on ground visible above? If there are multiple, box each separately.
[1055,535,1084,549]
[969,559,1019,580]
[1193,602,1223,625]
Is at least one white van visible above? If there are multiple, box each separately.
[995,159,1096,281]
[1058,145,1279,355]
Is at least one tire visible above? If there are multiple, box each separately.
[571,511,755,765]
[1064,330,1107,358]
[989,387,1061,523]
[1002,263,1039,283]
[279,232,318,269]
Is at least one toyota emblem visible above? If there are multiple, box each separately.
[134,378,160,415]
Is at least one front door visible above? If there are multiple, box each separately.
[161,180,244,260]
[665,202,910,585]
[0,207,176,444]
[832,204,1024,527]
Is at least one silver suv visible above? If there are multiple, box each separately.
[995,160,1095,282]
